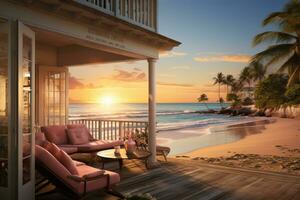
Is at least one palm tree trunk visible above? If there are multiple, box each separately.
[218,83,220,102]
[248,81,251,98]
[226,85,228,97]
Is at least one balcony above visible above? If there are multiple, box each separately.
[74,0,157,32]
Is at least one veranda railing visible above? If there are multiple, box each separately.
[68,118,148,141]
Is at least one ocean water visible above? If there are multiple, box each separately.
[69,103,268,155]
[69,103,249,131]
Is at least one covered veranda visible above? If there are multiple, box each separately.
[0,2,180,197]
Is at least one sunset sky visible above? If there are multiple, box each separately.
[69,0,286,104]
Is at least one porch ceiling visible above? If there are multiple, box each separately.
[34,27,141,67]
[20,0,180,51]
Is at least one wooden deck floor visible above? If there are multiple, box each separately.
[37,158,300,200]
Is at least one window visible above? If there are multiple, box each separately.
[44,71,66,126]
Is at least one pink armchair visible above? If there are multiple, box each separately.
[35,144,123,198]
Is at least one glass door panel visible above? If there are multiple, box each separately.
[0,20,9,188]
[18,21,35,196]
[22,34,33,185]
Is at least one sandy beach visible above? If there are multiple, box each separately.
[184,117,300,158]
[174,117,300,175]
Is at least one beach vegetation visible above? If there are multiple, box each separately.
[285,84,300,105]
[224,74,236,95]
[219,97,225,108]
[249,61,267,83]
[231,80,243,94]
[251,0,300,87]
[254,74,288,109]
[197,93,210,110]
[213,72,225,105]
[242,97,254,106]
[239,66,253,93]
[226,93,241,108]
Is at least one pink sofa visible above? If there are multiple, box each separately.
[39,124,123,154]
[35,144,122,198]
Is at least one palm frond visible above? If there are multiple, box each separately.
[287,67,300,86]
[262,49,294,68]
[277,53,299,73]
[251,43,295,64]
[262,12,288,26]
[252,31,297,47]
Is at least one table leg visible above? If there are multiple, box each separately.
[102,161,105,169]
[118,159,123,169]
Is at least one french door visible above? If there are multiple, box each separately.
[18,21,35,200]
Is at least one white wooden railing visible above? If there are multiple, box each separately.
[74,0,157,31]
[68,118,148,141]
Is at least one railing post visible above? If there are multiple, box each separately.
[113,0,118,16]
[119,121,124,140]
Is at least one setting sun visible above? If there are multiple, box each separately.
[98,95,115,106]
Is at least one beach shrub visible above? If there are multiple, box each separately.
[254,74,288,109]
[226,93,239,102]
[242,97,254,106]
[226,93,242,108]
[285,84,300,105]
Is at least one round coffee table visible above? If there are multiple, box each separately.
[97,148,151,169]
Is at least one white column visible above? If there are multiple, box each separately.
[148,58,158,165]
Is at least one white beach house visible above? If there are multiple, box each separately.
[0,0,180,199]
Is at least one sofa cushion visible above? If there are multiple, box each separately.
[67,124,93,140]
[42,142,61,157]
[35,132,46,146]
[73,160,85,166]
[67,128,90,145]
[56,150,79,175]
[58,145,78,155]
[69,165,120,194]
[41,125,68,145]
[35,145,71,181]
[73,140,124,153]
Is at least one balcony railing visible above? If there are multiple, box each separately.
[74,0,157,31]
[69,118,149,141]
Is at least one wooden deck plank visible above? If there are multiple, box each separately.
[37,158,300,200]
[117,159,300,200]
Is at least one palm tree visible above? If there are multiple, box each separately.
[250,61,267,83]
[231,80,243,94]
[213,72,225,104]
[239,66,253,97]
[251,0,300,86]
[197,93,209,110]
[224,74,236,95]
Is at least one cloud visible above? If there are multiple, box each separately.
[157,81,193,87]
[171,65,191,70]
[69,76,101,89]
[69,76,85,89]
[160,51,187,58]
[194,54,250,63]
[112,69,146,82]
